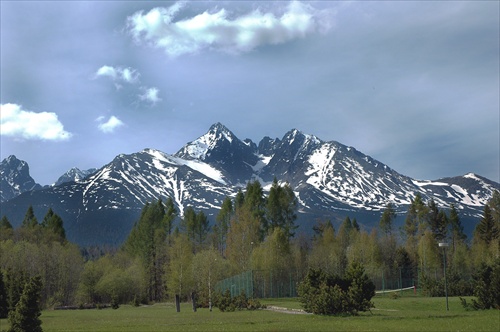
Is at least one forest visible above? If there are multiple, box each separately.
[0,179,499,314]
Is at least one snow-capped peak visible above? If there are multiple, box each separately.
[175,123,239,160]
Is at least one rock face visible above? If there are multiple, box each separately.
[0,155,41,202]
[1,123,499,246]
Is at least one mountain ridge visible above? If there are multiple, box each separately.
[1,123,498,246]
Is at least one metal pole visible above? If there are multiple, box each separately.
[439,243,449,311]
[443,247,449,311]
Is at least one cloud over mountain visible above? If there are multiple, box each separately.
[96,115,124,133]
[0,103,72,141]
[126,1,333,57]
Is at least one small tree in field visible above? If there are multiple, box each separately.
[8,276,43,332]
[298,262,375,315]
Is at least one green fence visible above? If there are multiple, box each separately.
[215,269,303,298]
[215,267,451,299]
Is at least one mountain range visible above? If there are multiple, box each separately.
[1,123,498,246]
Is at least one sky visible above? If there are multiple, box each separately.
[1,1,499,186]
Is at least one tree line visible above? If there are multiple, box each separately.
[0,181,499,316]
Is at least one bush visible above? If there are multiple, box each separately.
[460,258,500,310]
[421,272,473,297]
[111,294,119,310]
[297,262,375,316]
[213,290,261,312]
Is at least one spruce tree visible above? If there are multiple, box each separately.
[41,208,66,242]
[163,197,177,239]
[379,203,396,236]
[475,205,498,245]
[448,204,466,248]
[351,218,360,232]
[266,179,298,239]
[21,206,38,228]
[8,276,43,332]
[215,197,232,255]
[0,271,8,319]
[1,216,13,229]
[194,211,210,252]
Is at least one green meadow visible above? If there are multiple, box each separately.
[1,294,498,332]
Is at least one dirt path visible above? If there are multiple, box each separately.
[264,306,312,315]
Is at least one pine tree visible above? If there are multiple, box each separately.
[8,276,43,332]
[0,216,14,241]
[448,204,466,247]
[21,206,38,228]
[41,208,66,242]
[266,179,298,239]
[163,197,177,240]
[194,211,210,252]
[352,218,360,232]
[1,216,13,229]
[181,206,197,244]
[0,271,8,319]
[379,203,396,236]
[475,204,498,245]
[244,180,267,238]
[123,199,167,302]
[214,197,233,256]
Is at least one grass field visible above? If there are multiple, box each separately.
[1,294,499,331]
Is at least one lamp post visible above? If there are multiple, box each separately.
[438,242,449,311]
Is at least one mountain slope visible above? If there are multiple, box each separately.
[1,124,498,246]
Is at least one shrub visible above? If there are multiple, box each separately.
[111,294,119,310]
[461,258,500,310]
[297,262,375,316]
[213,290,261,312]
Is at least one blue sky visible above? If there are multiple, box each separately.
[1,1,499,185]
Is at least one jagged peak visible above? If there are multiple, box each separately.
[175,123,243,160]
[2,155,25,166]
[282,128,321,146]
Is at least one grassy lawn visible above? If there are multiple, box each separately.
[1,295,499,331]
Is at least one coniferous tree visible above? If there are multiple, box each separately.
[0,216,14,241]
[0,271,8,319]
[266,179,298,239]
[8,276,43,332]
[163,197,177,240]
[124,199,167,302]
[194,211,210,252]
[21,206,38,228]
[181,206,197,244]
[234,189,245,210]
[1,216,12,229]
[379,203,396,236]
[475,205,498,245]
[352,218,360,232]
[214,197,233,256]
[404,193,428,266]
[41,208,66,242]
[244,180,267,239]
[448,204,466,248]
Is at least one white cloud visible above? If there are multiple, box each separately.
[96,115,124,133]
[127,1,334,57]
[139,87,161,105]
[0,103,72,141]
[95,65,139,83]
